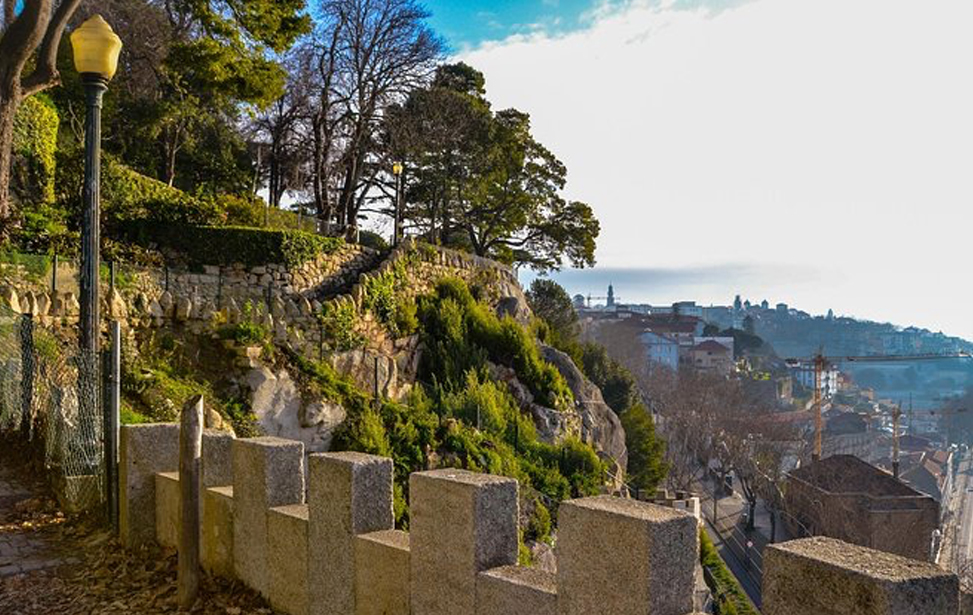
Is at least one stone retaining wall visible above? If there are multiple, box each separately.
[120,423,960,615]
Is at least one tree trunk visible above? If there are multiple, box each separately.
[770,510,777,543]
[0,85,21,234]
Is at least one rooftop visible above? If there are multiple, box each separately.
[789,455,924,498]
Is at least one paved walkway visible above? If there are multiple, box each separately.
[0,463,76,578]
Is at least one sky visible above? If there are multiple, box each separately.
[420,0,973,340]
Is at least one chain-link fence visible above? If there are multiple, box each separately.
[0,302,104,512]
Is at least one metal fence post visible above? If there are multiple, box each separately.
[103,321,121,530]
[51,252,58,295]
[19,313,34,440]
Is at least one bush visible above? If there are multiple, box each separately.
[119,221,343,268]
[319,299,365,351]
[12,95,58,206]
[55,150,222,230]
[418,278,573,410]
[358,230,389,251]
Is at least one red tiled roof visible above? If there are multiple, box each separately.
[693,340,731,353]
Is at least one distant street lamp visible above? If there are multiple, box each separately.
[392,162,403,246]
[70,15,121,499]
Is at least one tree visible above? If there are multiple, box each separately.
[392,63,599,270]
[306,0,442,238]
[0,0,82,235]
[621,403,668,493]
[526,278,578,340]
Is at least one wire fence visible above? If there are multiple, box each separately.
[0,302,103,512]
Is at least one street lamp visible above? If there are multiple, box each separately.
[70,15,121,512]
[392,162,403,247]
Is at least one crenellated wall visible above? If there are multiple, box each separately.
[120,423,961,615]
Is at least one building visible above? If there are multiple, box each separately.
[785,455,940,562]
[640,330,679,371]
[786,359,840,398]
[690,340,734,375]
[607,283,615,308]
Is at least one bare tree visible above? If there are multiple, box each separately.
[306,0,441,238]
[0,0,82,233]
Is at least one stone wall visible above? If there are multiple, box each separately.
[122,423,700,615]
[122,423,962,615]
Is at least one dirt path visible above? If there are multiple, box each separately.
[0,444,278,614]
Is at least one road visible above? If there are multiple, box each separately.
[947,450,973,572]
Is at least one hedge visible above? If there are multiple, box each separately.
[12,95,58,205]
[119,221,343,268]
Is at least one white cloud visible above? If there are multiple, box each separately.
[461,0,973,338]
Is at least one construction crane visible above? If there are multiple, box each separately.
[585,294,621,308]
[785,351,972,461]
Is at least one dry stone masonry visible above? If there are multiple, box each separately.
[119,422,963,615]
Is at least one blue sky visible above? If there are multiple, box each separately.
[424,0,597,50]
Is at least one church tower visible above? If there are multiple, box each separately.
[607,283,615,308]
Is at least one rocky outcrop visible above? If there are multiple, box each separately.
[540,345,628,475]
[488,362,579,445]
[246,365,346,452]
[330,335,421,402]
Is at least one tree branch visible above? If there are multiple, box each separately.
[22,0,82,96]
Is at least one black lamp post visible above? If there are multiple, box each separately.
[392,162,403,246]
[70,15,122,496]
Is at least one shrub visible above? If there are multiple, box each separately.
[418,278,573,410]
[55,150,222,230]
[319,299,365,351]
[119,221,342,268]
[358,230,389,251]
[12,95,58,206]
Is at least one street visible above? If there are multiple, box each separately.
[945,448,973,573]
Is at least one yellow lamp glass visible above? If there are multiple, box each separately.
[392,162,403,175]
[70,15,123,80]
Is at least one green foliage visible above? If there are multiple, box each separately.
[361,254,420,338]
[222,194,317,232]
[579,343,638,415]
[358,230,390,252]
[11,95,58,206]
[119,221,342,268]
[417,278,573,410]
[56,150,222,229]
[319,300,365,351]
[0,250,51,282]
[526,501,552,543]
[526,278,578,344]
[391,65,600,270]
[700,530,759,615]
[620,404,669,493]
[219,301,269,345]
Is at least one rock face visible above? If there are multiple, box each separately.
[488,362,578,445]
[330,336,421,402]
[247,365,346,452]
[496,295,532,326]
[540,345,628,476]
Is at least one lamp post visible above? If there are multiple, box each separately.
[392,162,403,246]
[71,15,122,512]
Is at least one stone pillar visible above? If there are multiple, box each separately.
[120,423,179,548]
[268,503,310,615]
[154,471,180,549]
[232,437,305,598]
[763,537,959,615]
[557,496,697,615]
[202,486,234,577]
[202,429,234,487]
[308,452,393,615]
[355,529,411,615]
[476,566,556,615]
[410,469,519,615]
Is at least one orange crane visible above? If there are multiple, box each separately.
[785,351,972,461]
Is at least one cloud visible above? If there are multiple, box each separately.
[460,0,973,339]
